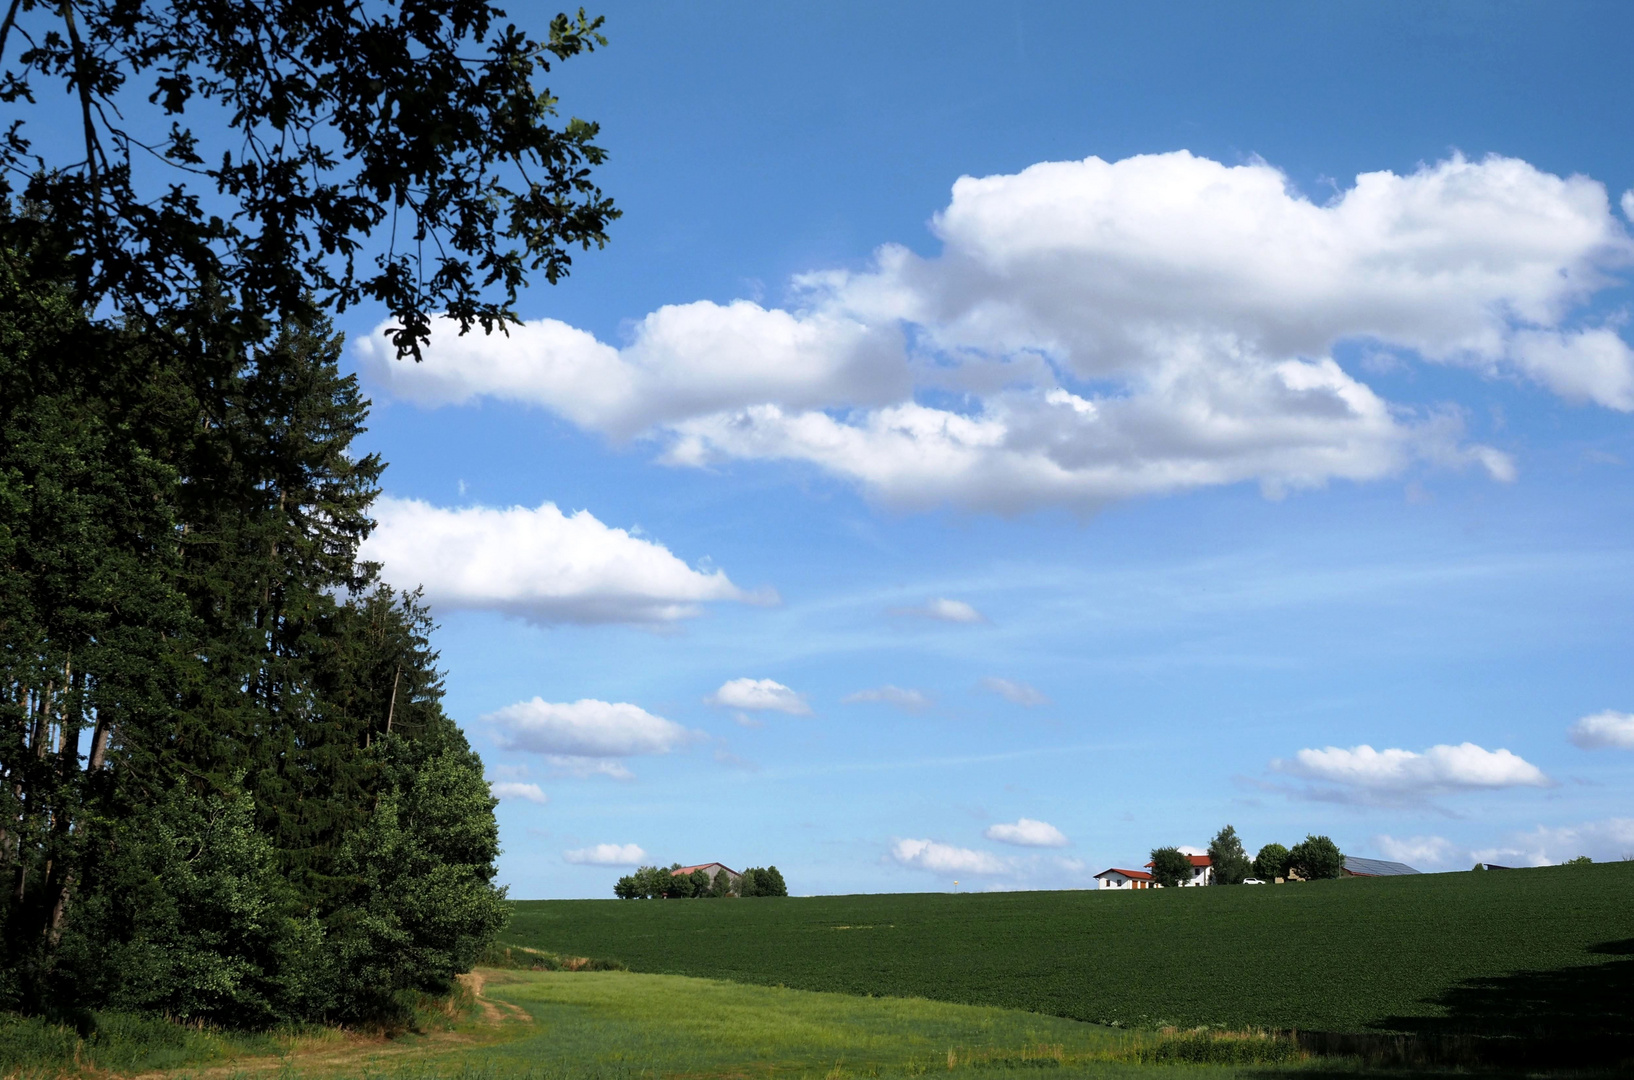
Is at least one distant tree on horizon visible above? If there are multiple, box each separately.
[1207,825,1252,885]
[1288,835,1343,880]
[1254,843,1292,880]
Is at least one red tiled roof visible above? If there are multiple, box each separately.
[1096,867,1153,880]
[1143,855,1211,868]
[671,863,737,876]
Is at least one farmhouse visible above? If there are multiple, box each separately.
[1094,867,1154,889]
[672,862,741,891]
[1340,856,1420,877]
[1143,853,1213,886]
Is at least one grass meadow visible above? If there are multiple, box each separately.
[501,861,1634,1038]
[2,970,1315,1080]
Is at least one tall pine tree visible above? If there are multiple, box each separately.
[1,234,505,1024]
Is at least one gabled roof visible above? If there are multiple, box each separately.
[1341,855,1420,877]
[1144,855,1211,869]
[671,862,738,876]
[1095,867,1153,880]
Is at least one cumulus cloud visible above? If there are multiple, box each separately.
[362,497,766,626]
[1273,742,1550,800]
[488,781,547,803]
[843,685,932,712]
[979,677,1049,706]
[984,818,1069,847]
[360,152,1634,512]
[1474,818,1634,867]
[564,843,647,866]
[487,698,697,780]
[706,677,811,715]
[1568,710,1634,750]
[891,839,1009,875]
[1374,834,1458,867]
[890,598,985,623]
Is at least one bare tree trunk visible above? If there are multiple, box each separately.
[386,664,401,734]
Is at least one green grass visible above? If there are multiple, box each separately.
[0,1009,291,1078]
[501,861,1634,1037]
[285,970,1311,1080]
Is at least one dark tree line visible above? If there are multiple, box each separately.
[1148,827,1343,887]
[0,240,505,1023]
[2,0,615,1027]
[614,864,788,900]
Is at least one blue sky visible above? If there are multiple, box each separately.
[340,1,1634,896]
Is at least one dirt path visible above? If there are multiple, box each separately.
[124,969,532,1080]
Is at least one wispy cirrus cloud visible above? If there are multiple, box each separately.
[979,677,1049,706]
[843,685,932,712]
[890,598,985,623]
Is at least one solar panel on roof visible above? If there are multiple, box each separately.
[1342,855,1421,876]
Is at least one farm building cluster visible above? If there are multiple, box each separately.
[1094,854,1421,889]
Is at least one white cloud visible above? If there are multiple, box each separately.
[362,152,1634,512]
[890,597,985,623]
[564,843,647,866]
[984,818,1069,847]
[1568,709,1634,750]
[1374,834,1458,868]
[488,780,547,803]
[1473,818,1634,867]
[487,698,698,777]
[543,756,635,780]
[1273,742,1550,798]
[979,677,1049,706]
[843,685,932,712]
[891,838,1009,875]
[706,677,811,715]
[362,496,766,626]
[357,300,908,440]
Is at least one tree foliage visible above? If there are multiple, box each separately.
[1288,835,1343,881]
[1206,825,1251,886]
[1253,843,1291,881]
[739,866,787,897]
[1147,847,1194,889]
[0,0,618,357]
[0,238,505,1023]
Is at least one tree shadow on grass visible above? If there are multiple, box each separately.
[1380,936,1634,1043]
[1258,939,1634,1074]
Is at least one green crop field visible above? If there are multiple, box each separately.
[502,861,1634,1038]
